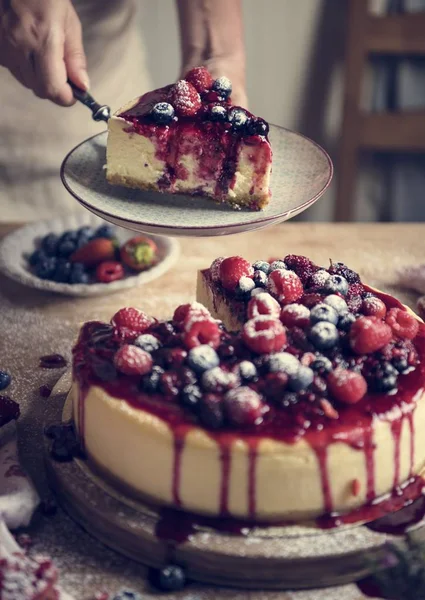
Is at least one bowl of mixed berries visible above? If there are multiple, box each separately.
[0,215,179,296]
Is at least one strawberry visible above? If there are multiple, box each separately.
[242,316,287,354]
[70,238,116,267]
[349,316,392,354]
[362,297,387,319]
[120,236,158,272]
[247,293,281,320]
[96,261,124,283]
[185,66,214,93]
[111,307,154,341]
[114,345,153,376]
[266,269,303,305]
[219,256,253,292]
[385,308,419,340]
[168,80,201,117]
[182,313,220,349]
[327,369,367,404]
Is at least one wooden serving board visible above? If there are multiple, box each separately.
[43,374,425,592]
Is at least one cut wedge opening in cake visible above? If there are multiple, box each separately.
[70,255,425,526]
[106,67,272,210]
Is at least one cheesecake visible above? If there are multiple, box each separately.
[106,67,272,210]
[70,256,425,523]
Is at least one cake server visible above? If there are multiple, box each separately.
[68,80,111,122]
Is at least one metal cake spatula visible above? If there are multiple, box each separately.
[68,80,111,122]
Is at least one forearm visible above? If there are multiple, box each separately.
[176,0,245,70]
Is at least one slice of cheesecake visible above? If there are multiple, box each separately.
[106,67,272,210]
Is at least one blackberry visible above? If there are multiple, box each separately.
[367,362,398,393]
[181,384,202,408]
[392,356,410,374]
[329,261,360,284]
[246,118,269,136]
[284,254,314,275]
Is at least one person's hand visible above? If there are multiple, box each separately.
[0,0,89,106]
[182,58,248,108]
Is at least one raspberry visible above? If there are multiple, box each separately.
[210,257,225,282]
[219,256,253,291]
[173,302,210,325]
[262,372,289,401]
[182,314,220,349]
[280,303,311,328]
[224,387,266,427]
[327,368,367,404]
[111,307,154,341]
[242,316,287,354]
[349,316,393,354]
[247,292,281,319]
[302,293,324,308]
[96,260,124,283]
[386,308,419,340]
[168,80,201,117]
[114,345,153,376]
[185,66,214,93]
[362,297,387,319]
[267,270,303,305]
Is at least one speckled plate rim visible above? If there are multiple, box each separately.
[60,127,333,237]
[0,213,180,297]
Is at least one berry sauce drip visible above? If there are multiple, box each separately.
[118,79,271,208]
[72,258,425,533]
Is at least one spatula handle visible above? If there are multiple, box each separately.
[68,79,111,123]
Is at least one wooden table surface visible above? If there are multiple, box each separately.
[2,221,421,600]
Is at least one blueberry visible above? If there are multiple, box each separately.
[53,259,72,283]
[309,269,331,289]
[35,256,57,280]
[246,118,269,136]
[151,102,175,124]
[0,371,11,391]
[141,366,164,393]
[235,275,255,298]
[95,224,115,239]
[288,366,314,392]
[324,275,349,296]
[181,384,202,408]
[311,356,333,375]
[112,591,143,600]
[77,225,94,238]
[212,76,232,99]
[324,295,348,315]
[310,303,339,325]
[57,239,76,258]
[41,233,59,256]
[28,249,47,267]
[69,263,89,284]
[134,334,161,353]
[208,104,227,121]
[308,322,339,350]
[228,107,249,131]
[253,270,267,288]
[187,345,219,373]
[237,360,258,382]
[58,230,78,244]
[269,260,287,272]
[252,260,271,275]
[338,312,356,331]
[267,352,300,376]
[150,564,186,592]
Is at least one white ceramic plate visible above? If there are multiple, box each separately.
[0,214,179,297]
[61,127,333,237]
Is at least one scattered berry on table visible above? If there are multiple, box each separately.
[187,345,220,373]
[267,269,303,305]
[224,387,265,427]
[96,261,125,283]
[0,371,11,391]
[328,369,367,404]
[349,316,392,354]
[310,303,339,326]
[114,345,153,376]
[385,307,419,340]
[324,274,349,296]
[247,293,281,320]
[134,333,161,353]
[151,102,175,124]
[308,321,339,350]
[253,260,271,275]
[41,233,58,256]
[212,76,232,100]
[219,256,253,291]
[242,316,287,354]
[169,80,201,117]
[185,66,213,93]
